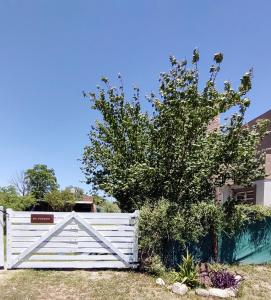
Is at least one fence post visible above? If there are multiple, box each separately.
[6,209,12,269]
[0,206,4,269]
[132,210,139,266]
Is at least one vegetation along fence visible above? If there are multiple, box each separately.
[5,209,139,269]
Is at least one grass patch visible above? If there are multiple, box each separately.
[0,265,271,299]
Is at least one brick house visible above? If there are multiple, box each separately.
[219,109,271,205]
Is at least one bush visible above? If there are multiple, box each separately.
[0,186,36,211]
[140,255,166,276]
[44,190,76,212]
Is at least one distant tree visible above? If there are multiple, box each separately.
[10,171,28,196]
[93,195,120,213]
[44,190,76,212]
[64,186,84,201]
[25,164,59,199]
[0,186,36,210]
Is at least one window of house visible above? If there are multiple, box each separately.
[232,186,256,204]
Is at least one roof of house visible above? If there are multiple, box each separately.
[75,194,94,204]
[247,109,271,153]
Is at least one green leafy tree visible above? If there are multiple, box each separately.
[93,195,120,213]
[25,164,59,199]
[82,51,269,212]
[0,186,36,210]
[44,190,76,212]
[64,186,84,202]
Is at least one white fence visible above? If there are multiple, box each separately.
[0,207,4,268]
[6,209,139,269]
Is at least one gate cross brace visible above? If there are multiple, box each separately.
[11,211,131,268]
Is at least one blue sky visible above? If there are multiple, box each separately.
[0,0,271,192]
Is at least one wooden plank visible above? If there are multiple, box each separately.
[132,210,139,263]
[10,212,133,219]
[11,229,134,238]
[11,224,135,232]
[73,213,130,266]
[6,208,13,269]
[10,218,130,225]
[12,241,133,249]
[12,254,133,261]
[12,236,134,243]
[0,207,4,268]
[13,260,135,269]
[11,247,133,255]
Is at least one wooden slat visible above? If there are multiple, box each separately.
[12,241,133,248]
[12,254,134,261]
[12,236,134,243]
[13,260,135,269]
[11,212,134,219]
[11,247,133,255]
[11,218,130,225]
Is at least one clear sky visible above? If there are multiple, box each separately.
[0,0,271,192]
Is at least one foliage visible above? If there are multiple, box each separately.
[210,269,237,289]
[0,186,36,211]
[140,255,166,276]
[10,171,28,196]
[175,249,199,288]
[25,164,59,199]
[44,190,76,212]
[64,186,84,202]
[93,195,121,213]
[82,51,269,212]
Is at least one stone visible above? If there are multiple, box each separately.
[208,288,232,298]
[226,287,237,297]
[195,288,210,297]
[171,282,188,295]
[167,285,172,290]
[235,275,242,283]
[156,278,165,286]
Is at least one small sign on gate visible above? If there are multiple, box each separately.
[31,214,54,224]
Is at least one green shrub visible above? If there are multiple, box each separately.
[174,249,199,287]
[0,186,36,211]
[140,255,166,276]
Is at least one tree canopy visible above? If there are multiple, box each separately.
[82,51,269,212]
[25,164,59,199]
[0,186,36,210]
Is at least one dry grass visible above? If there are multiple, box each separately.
[0,265,271,299]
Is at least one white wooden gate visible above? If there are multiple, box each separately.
[0,206,4,269]
[6,209,139,269]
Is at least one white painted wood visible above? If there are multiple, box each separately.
[11,224,134,231]
[6,209,13,269]
[12,236,134,243]
[132,210,139,263]
[7,209,139,269]
[11,212,76,268]
[12,229,134,237]
[12,254,133,261]
[11,247,133,254]
[11,218,130,225]
[13,260,136,269]
[11,241,133,248]
[0,207,4,268]
[10,211,133,219]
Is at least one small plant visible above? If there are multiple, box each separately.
[175,249,199,287]
[210,269,237,289]
[141,255,166,276]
